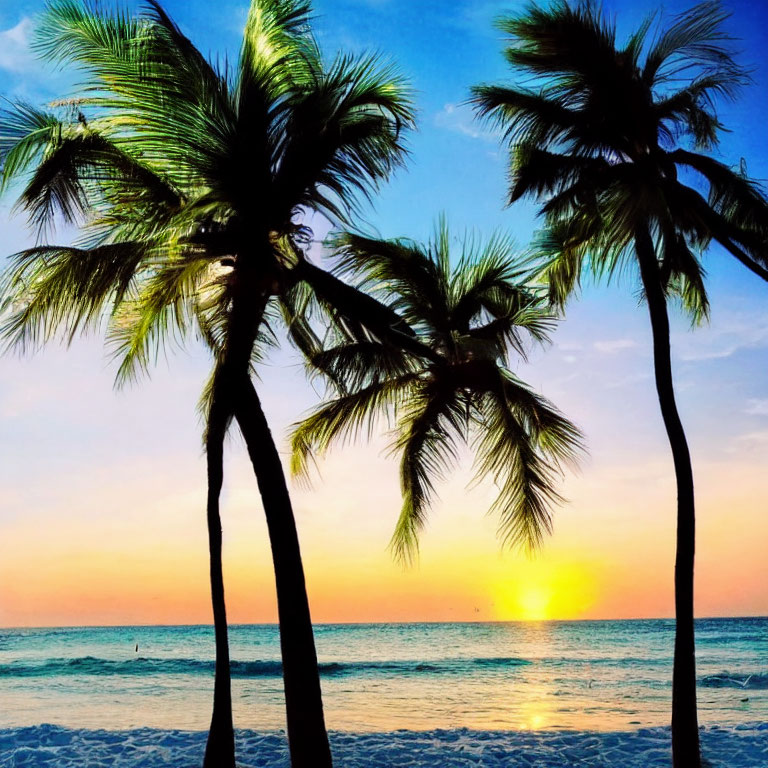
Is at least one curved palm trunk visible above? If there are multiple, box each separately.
[204,268,332,767]
[635,225,701,768]
[200,274,265,768]
[233,376,333,768]
[202,392,236,768]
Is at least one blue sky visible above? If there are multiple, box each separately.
[0,0,767,625]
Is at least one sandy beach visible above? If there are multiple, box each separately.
[3,724,768,767]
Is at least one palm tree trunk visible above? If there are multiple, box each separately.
[233,375,333,768]
[200,272,266,768]
[204,269,331,766]
[635,225,701,768]
[202,393,236,768]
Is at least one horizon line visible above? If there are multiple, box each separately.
[2,614,766,631]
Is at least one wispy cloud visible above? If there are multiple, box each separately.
[557,342,585,353]
[605,371,650,389]
[434,103,497,142]
[675,311,768,362]
[0,17,36,74]
[593,338,638,354]
[438,0,507,38]
[733,430,768,450]
[745,399,768,416]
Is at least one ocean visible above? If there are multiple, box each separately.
[1,618,766,734]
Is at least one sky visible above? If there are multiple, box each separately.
[0,0,767,627]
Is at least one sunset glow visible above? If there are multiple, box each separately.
[1,0,767,630]
[513,587,553,622]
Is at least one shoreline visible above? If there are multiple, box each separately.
[3,723,767,767]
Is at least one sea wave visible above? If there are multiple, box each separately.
[699,672,768,690]
[0,655,532,679]
[697,633,768,645]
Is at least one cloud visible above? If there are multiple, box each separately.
[434,103,497,142]
[0,17,36,74]
[675,311,768,362]
[593,338,638,354]
[605,371,650,389]
[557,342,584,352]
[438,0,506,38]
[745,399,768,416]
[734,430,768,450]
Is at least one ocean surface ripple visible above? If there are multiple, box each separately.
[1,618,766,733]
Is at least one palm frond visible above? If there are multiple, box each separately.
[669,182,768,280]
[278,278,323,361]
[532,225,589,309]
[108,252,215,385]
[330,230,450,336]
[0,102,64,195]
[500,370,584,465]
[643,1,745,87]
[275,52,415,226]
[670,150,768,237]
[1,241,148,351]
[295,257,431,359]
[33,0,146,74]
[290,373,419,481]
[449,230,531,326]
[389,380,466,564]
[496,1,617,85]
[238,0,313,100]
[661,235,710,324]
[510,145,609,205]
[654,74,741,149]
[309,340,416,395]
[16,123,181,234]
[473,390,556,552]
[472,372,582,552]
[471,85,582,149]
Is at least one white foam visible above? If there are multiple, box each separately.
[1,724,767,767]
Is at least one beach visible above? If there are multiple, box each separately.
[3,723,768,767]
[1,619,766,765]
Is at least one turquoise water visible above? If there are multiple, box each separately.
[0,619,765,732]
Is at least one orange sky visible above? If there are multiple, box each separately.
[2,303,767,627]
[1,0,767,628]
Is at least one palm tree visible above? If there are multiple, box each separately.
[0,1,414,766]
[472,2,768,765]
[291,220,582,565]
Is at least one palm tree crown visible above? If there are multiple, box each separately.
[0,0,414,374]
[292,220,582,562]
[472,0,768,305]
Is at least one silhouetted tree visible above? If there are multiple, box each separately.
[292,220,582,563]
[0,2,414,766]
[472,3,768,765]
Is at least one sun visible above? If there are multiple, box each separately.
[491,562,597,621]
[493,580,554,621]
[515,585,553,621]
